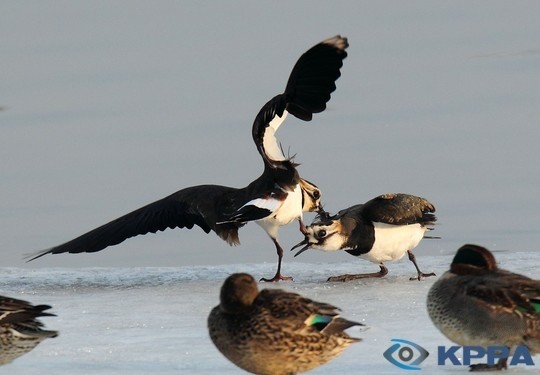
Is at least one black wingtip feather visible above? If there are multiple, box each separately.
[25,186,240,261]
[284,36,348,119]
[252,35,348,167]
[25,249,51,263]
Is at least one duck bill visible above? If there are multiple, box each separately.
[291,238,312,257]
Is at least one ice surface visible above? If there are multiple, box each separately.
[2,251,539,374]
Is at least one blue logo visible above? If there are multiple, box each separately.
[383,339,430,370]
[438,345,535,367]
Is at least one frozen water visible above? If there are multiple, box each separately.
[2,250,540,374]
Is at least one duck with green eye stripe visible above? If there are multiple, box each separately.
[427,244,540,371]
[208,273,363,374]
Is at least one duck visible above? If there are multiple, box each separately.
[208,273,363,374]
[27,35,349,282]
[427,244,540,371]
[292,193,437,281]
[0,295,58,366]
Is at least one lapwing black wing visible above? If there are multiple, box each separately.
[27,36,348,282]
[0,295,58,366]
[293,193,438,281]
[29,185,248,258]
[252,35,348,168]
[360,194,436,225]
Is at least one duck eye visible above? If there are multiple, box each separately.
[316,230,326,238]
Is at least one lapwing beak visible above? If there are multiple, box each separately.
[291,238,312,257]
[316,207,330,221]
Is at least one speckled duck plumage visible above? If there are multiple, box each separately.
[208,273,362,374]
[427,244,540,371]
[0,295,58,366]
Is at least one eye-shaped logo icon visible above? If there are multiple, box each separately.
[383,338,429,370]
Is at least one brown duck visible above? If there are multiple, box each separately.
[427,244,540,371]
[0,295,58,365]
[208,273,362,374]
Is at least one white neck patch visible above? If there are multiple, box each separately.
[262,110,288,161]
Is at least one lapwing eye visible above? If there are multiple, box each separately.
[312,190,321,199]
[316,229,326,238]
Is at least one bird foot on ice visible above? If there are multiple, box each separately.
[409,271,436,281]
[260,273,293,282]
[327,272,387,282]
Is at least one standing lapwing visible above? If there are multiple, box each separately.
[27,36,348,282]
[208,273,363,374]
[0,295,58,365]
[292,193,437,281]
[427,244,540,371]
